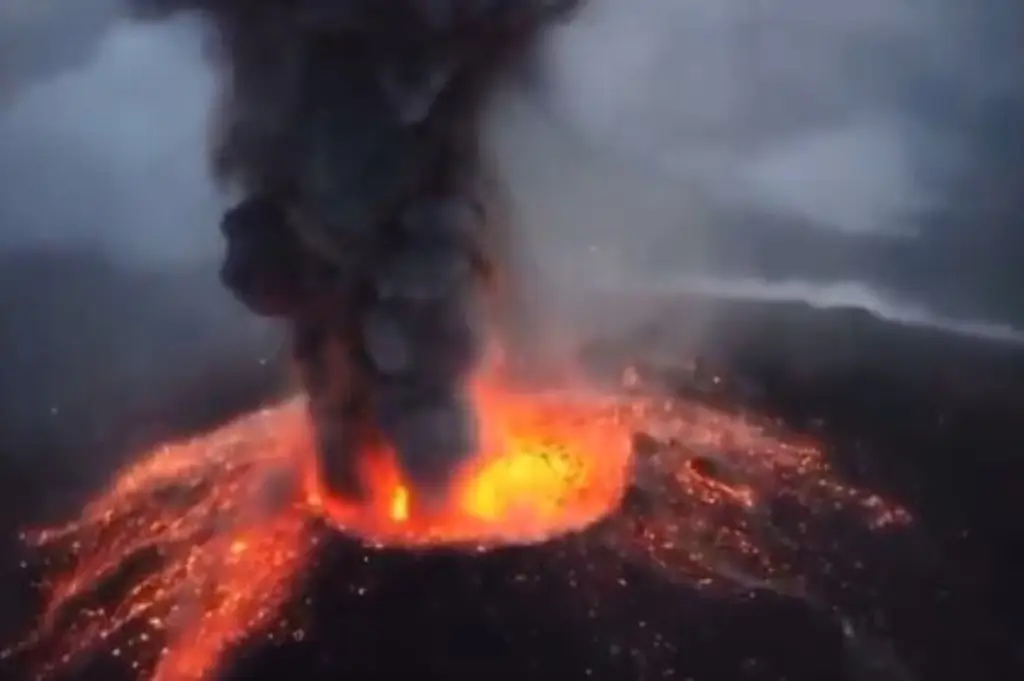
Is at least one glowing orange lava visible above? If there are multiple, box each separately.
[11,372,912,681]
[303,381,635,546]
[14,405,313,681]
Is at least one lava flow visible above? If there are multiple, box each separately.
[12,372,912,681]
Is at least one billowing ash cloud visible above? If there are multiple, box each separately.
[4,0,1020,318]
[0,0,1021,498]
[89,0,583,504]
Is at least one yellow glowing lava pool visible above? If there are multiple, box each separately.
[301,379,637,547]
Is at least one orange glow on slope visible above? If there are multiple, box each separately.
[15,409,312,681]
[11,371,911,681]
[14,376,635,681]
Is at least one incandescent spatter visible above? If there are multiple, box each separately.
[132,0,583,503]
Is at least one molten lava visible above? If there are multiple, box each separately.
[304,381,635,546]
[11,372,912,681]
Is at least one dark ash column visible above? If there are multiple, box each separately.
[142,0,584,506]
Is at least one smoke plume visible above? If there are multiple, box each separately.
[112,1,585,503]
[1,0,1022,508]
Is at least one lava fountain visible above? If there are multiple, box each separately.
[10,371,911,681]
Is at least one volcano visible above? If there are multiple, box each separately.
[1,253,1023,681]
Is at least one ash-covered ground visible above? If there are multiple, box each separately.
[1,250,1023,681]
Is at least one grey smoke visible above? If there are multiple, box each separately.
[0,0,119,106]
[534,0,1018,233]
[483,0,1024,333]
[0,12,280,487]
[0,13,222,263]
